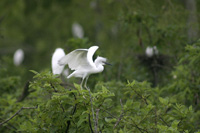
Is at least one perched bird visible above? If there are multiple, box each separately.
[63,68,69,77]
[72,22,84,38]
[13,49,24,66]
[145,46,153,57]
[153,46,159,55]
[52,48,65,75]
[58,46,110,89]
[145,46,158,57]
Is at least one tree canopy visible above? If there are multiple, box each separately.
[0,0,200,132]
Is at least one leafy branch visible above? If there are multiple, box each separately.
[131,86,170,128]
[114,99,124,129]
[0,106,38,126]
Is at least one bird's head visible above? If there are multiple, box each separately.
[95,56,111,66]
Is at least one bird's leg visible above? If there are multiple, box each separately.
[85,76,97,132]
[84,76,89,90]
[80,78,84,90]
[80,78,86,99]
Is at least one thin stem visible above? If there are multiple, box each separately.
[65,92,77,133]
[87,87,98,133]
[114,99,124,129]
[0,106,38,126]
[131,87,148,105]
[0,118,17,130]
[96,109,100,131]
[88,114,94,133]
[101,108,118,119]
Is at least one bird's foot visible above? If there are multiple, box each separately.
[80,85,83,90]
[85,85,90,91]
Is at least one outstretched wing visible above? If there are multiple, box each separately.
[58,46,98,70]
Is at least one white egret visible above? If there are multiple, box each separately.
[90,1,97,9]
[52,48,65,75]
[145,46,158,57]
[13,49,24,66]
[153,46,158,55]
[145,46,153,57]
[63,68,69,77]
[58,46,110,89]
[72,22,84,38]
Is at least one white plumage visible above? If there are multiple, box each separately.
[145,46,153,57]
[72,22,84,38]
[13,49,24,66]
[153,46,158,55]
[145,46,158,57]
[59,46,109,89]
[52,48,65,75]
[63,68,69,77]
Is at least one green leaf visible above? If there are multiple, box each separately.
[189,105,193,112]
[159,97,169,105]
[171,120,180,129]
[30,70,39,75]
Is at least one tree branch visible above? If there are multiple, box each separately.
[0,106,38,126]
[87,87,98,133]
[88,113,94,133]
[96,109,100,132]
[65,92,77,133]
[17,81,35,102]
[0,118,17,130]
[159,116,170,127]
[114,99,124,129]
[50,83,57,92]
[131,86,170,128]
[131,87,149,105]
[101,108,118,119]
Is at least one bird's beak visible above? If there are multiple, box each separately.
[104,62,112,66]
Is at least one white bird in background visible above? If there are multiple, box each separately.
[153,46,159,55]
[90,1,97,9]
[145,46,158,57]
[52,48,65,75]
[58,46,110,89]
[72,22,84,38]
[13,49,24,66]
[145,46,153,57]
[63,68,69,77]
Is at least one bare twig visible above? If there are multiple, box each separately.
[151,64,171,70]
[0,118,17,130]
[17,81,35,102]
[60,83,76,89]
[131,87,149,105]
[114,99,124,129]
[87,87,98,133]
[50,83,58,92]
[159,116,170,127]
[101,108,118,119]
[88,114,94,133]
[96,109,100,131]
[59,100,65,113]
[0,106,38,126]
[134,123,145,133]
[155,109,157,133]
[65,91,77,133]
[131,86,170,128]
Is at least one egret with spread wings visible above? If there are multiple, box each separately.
[58,46,110,89]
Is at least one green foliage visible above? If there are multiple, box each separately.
[164,40,200,110]
[0,0,200,132]
[1,69,199,132]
